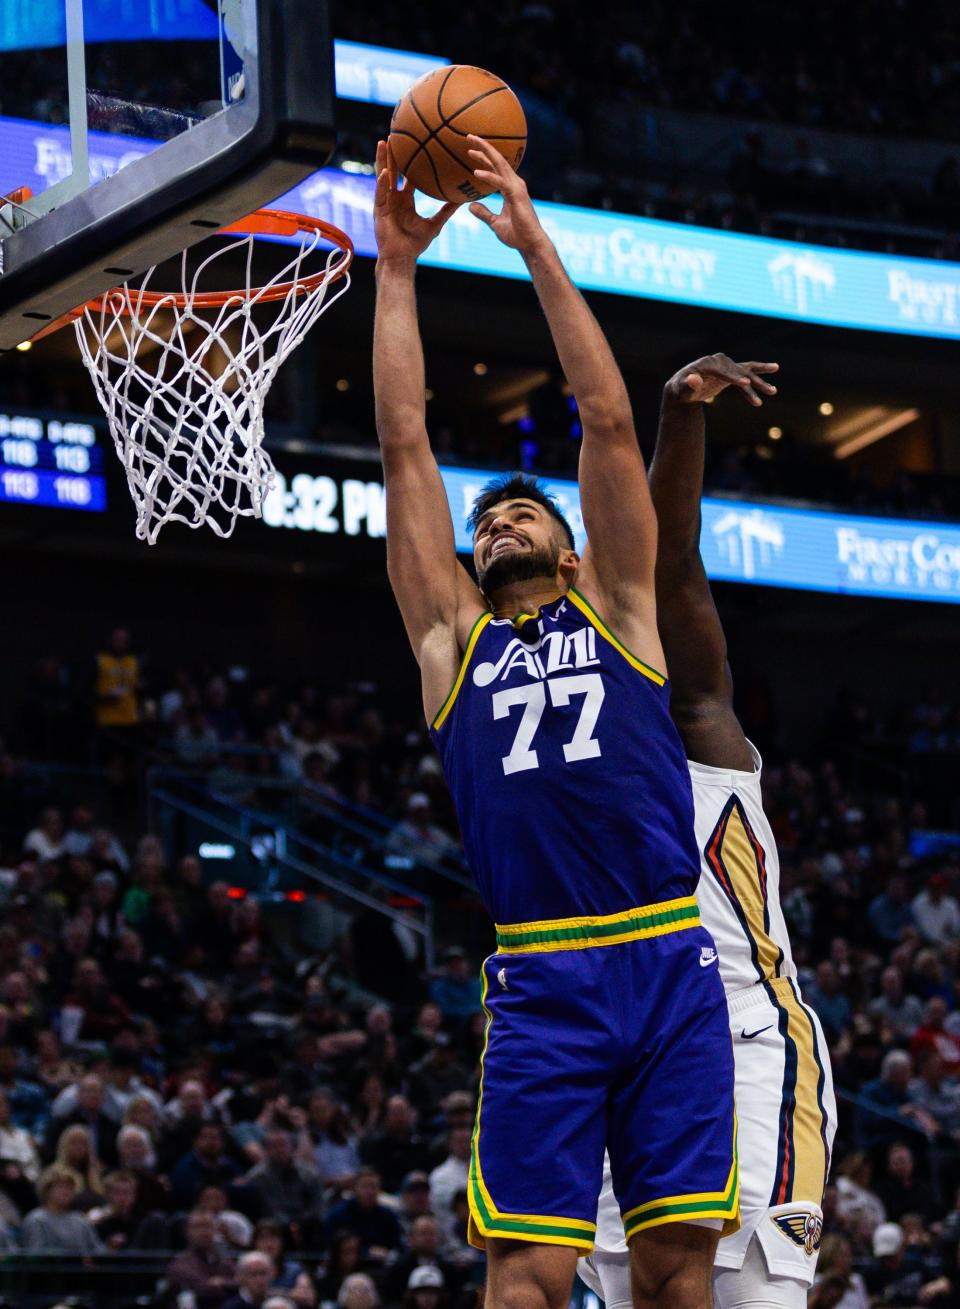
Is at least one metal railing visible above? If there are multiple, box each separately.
[834,1083,953,1213]
[150,752,475,895]
[147,776,437,970]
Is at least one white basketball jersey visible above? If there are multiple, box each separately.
[689,742,797,995]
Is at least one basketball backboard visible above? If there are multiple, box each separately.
[0,0,336,349]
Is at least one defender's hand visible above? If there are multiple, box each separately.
[664,355,779,408]
[374,139,457,265]
[467,135,548,256]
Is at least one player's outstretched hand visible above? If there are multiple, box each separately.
[467,135,547,256]
[374,139,458,264]
[664,355,779,408]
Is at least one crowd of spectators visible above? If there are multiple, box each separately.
[3,2,960,258]
[0,626,959,1306]
[335,0,960,256]
[0,693,488,1306]
[340,0,960,143]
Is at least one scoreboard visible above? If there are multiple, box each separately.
[0,412,107,513]
[2,406,959,605]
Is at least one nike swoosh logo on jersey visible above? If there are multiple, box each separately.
[699,947,718,968]
[741,1025,774,1040]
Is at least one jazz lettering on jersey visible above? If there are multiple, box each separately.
[472,626,599,686]
[473,622,604,776]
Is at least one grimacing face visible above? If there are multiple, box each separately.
[472,498,574,595]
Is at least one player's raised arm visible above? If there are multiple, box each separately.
[373,141,484,722]
[649,354,778,768]
[468,137,657,636]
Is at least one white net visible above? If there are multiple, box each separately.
[74,220,351,544]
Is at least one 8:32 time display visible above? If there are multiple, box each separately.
[261,471,386,538]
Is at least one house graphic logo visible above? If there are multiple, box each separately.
[712,509,785,580]
[768,250,836,315]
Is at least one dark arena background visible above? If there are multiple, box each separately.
[1,3,960,1307]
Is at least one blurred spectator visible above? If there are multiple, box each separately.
[868,876,914,947]
[402,1005,445,1067]
[51,1050,161,1123]
[811,1232,869,1309]
[116,1123,173,1214]
[94,626,141,732]
[21,1165,104,1254]
[860,1219,947,1304]
[165,1207,238,1308]
[324,1167,403,1259]
[33,1030,83,1097]
[906,1050,960,1136]
[834,1153,886,1230]
[337,1273,380,1309]
[387,795,459,871]
[22,808,66,863]
[913,949,955,1006]
[45,1074,117,1166]
[407,1036,469,1120]
[383,1216,460,1304]
[428,1128,472,1238]
[197,1183,255,1251]
[243,1128,324,1228]
[162,1077,220,1166]
[298,1088,360,1190]
[171,1123,241,1211]
[429,950,481,1025]
[53,1123,104,1209]
[223,1250,275,1309]
[319,1231,363,1304]
[806,960,853,1045]
[867,966,924,1039]
[856,1050,915,1149]
[875,1142,935,1222]
[912,874,960,945]
[61,957,132,1044]
[407,1265,450,1309]
[0,1085,40,1182]
[252,1219,317,1306]
[360,1095,429,1195]
[0,1043,49,1136]
[396,1171,433,1241]
[89,1169,142,1250]
[911,998,960,1075]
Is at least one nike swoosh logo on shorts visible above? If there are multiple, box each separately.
[699,947,718,968]
[741,1025,774,1040]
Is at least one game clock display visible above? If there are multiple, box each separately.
[0,413,107,512]
[262,471,385,538]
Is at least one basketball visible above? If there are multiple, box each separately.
[389,65,527,203]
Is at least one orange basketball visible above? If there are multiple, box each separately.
[389,65,527,204]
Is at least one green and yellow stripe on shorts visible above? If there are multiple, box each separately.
[495,896,701,954]
[622,1123,740,1240]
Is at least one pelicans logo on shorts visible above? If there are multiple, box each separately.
[771,1210,823,1256]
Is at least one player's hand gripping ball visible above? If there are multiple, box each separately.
[389,65,527,203]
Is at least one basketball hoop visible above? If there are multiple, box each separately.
[67,208,353,544]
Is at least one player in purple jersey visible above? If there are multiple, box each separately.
[371,138,776,1309]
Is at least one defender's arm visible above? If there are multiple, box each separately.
[649,355,778,769]
[373,143,484,722]
[468,137,658,655]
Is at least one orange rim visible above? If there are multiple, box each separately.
[29,208,353,341]
[90,208,354,313]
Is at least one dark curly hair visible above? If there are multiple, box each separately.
[466,473,575,550]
